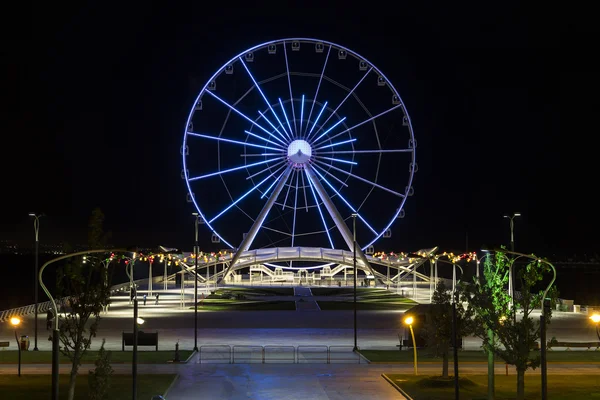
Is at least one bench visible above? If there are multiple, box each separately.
[122,331,158,351]
[548,341,600,351]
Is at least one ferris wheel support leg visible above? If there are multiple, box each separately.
[304,166,378,279]
[221,166,293,282]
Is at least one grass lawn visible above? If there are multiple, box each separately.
[0,374,176,400]
[361,349,600,363]
[193,300,296,311]
[0,350,193,364]
[211,287,294,296]
[317,301,415,311]
[384,374,600,399]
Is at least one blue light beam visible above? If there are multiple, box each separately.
[314,104,403,147]
[244,131,286,149]
[239,58,290,142]
[304,45,331,138]
[305,169,334,248]
[260,168,286,199]
[203,90,280,139]
[208,164,286,224]
[257,111,292,143]
[312,163,349,188]
[189,157,280,181]
[282,169,295,210]
[311,67,372,140]
[314,159,405,197]
[283,42,297,134]
[311,117,347,144]
[279,98,294,138]
[314,138,356,150]
[246,160,285,181]
[308,101,328,136]
[314,155,357,165]
[299,94,305,135]
[312,167,378,235]
[188,132,283,152]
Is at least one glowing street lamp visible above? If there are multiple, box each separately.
[590,314,600,341]
[404,315,418,375]
[10,317,22,377]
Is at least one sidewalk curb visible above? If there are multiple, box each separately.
[163,374,180,399]
[381,373,414,400]
[184,350,196,363]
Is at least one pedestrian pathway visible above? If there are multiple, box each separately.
[294,287,321,311]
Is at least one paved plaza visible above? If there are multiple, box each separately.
[1,285,599,399]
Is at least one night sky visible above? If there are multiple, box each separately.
[2,3,588,258]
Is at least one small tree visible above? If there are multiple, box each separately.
[88,339,114,400]
[422,281,475,378]
[463,250,557,400]
[57,209,112,400]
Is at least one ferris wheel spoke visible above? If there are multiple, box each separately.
[314,104,404,147]
[283,42,297,134]
[304,45,331,138]
[308,67,373,142]
[282,169,295,210]
[189,157,281,182]
[244,130,286,149]
[257,111,291,143]
[240,152,284,157]
[312,163,348,187]
[188,132,283,152]
[310,117,347,144]
[314,155,357,165]
[246,160,286,180]
[260,168,287,199]
[304,168,334,248]
[316,149,413,154]
[239,58,290,141]
[278,98,295,139]
[307,101,328,137]
[312,167,378,236]
[300,166,309,211]
[314,159,405,198]
[208,163,287,224]
[314,138,356,151]
[203,90,276,139]
[299,95,305,136]
[291,170,299,245]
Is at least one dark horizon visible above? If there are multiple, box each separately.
[2,4,590,259]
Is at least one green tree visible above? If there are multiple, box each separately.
[88,339,114,400]
[422,281,476,378]
[463,251,557,400]
[56,209,113,400]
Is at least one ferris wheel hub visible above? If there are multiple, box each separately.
[287,140,312,164]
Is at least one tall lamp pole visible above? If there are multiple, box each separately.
[352,214,358,351]
[193,213,200,352]
[10,317,22,377]
[503,212,520,306]
[29,213,42,351]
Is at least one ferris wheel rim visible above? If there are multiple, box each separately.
[182,37,417,250]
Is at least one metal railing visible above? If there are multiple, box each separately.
[198,344,362,364]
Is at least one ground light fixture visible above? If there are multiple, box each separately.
[10,317,22,377]
[590,314,600,341]
[404,315,417,375]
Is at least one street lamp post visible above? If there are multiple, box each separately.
[352,214,358,351]
[29,213,42,351]
[193,213,200,352]
[504,212,520,306]
[404,316,417,375]
[39,248,131,400]
[492,248,556,400]
[10,317,21,377]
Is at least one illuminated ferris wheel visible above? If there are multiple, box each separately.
[181,38,417,263]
